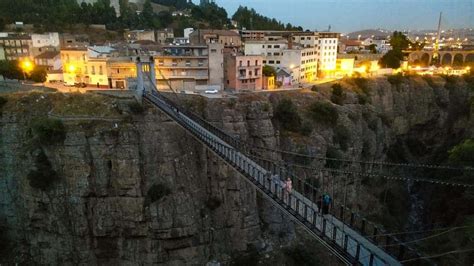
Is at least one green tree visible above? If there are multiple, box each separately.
[379,49,403,69]
[274,98,302,131]
[0,60,23,80]
[263,65,276,77]
[449,139,474,165]
[368,44,377,54]
[30,67,47,83]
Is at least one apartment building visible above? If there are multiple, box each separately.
[124,30,156,43]
[317,32,340,76]
[30,32,60,57]
[61,47,108,87]
[224,53,263,91]
[34,51,61,71]
[189,29,242,48]
[156,29,174,44]
[244,39,317,83]
[0,33,31,60]
[107,58,136,89]
[154,43,224,91]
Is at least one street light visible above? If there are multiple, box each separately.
[20,59,34,81]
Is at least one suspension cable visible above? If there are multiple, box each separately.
[400,248,474,263]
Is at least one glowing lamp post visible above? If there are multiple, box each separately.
[20,59,34,81]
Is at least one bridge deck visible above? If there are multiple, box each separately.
[145,92,401,266]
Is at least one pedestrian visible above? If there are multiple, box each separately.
[283,177,292,204]
[322,194,332,215]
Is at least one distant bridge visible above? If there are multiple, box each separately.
[407,50,474,66]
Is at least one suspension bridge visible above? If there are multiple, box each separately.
[132,59,472,265]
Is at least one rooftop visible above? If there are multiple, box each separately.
[35,51,60,59]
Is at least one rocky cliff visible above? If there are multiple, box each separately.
[0,74,472,265]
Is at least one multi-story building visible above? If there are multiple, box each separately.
[0,46,5,60]
[61,47,108,87]
[154,43,224,91]
[224,53,263,91]
[190,29,242,49]
[156,29,174,44]
[34,51,61,71]
[0,33,32,60]
[244,39,317,83]
[317,32,339,76]
[124,30,156,43]
[107,58,136,89]
[30,32,60,57]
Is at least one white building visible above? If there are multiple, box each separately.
[244,40,317,84]
[362,37,391,54]
[184,28,194,39]
[317,32,339,75]
[31,32,60,48]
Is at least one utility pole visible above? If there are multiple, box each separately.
[433,12,442,65]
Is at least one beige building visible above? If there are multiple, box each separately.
[154,43,224,91]
[124,30,156,43]
[189,29,242,48]
[61,47,108,88]
[156,29,174,44]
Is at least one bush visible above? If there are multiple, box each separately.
[387,73,404,86]
[325,147,344,169]
[27,150,59,191]
[299,121,313,136]
[31,118,66,145]
[0,96,7,109]
[353,77,370,93]
[310,85,318,92]
[283,245,319,266]
[128,101,145,114]
[330,83,346,105]
[449,139,474,165]
[333,125,351,151]
[145,183,171,205]
[357,94,370,105]
[30,67,47,83]
[205,196,222,211]
[274,98,302,132]
[306,101,339,126]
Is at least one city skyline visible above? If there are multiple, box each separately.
[199,0,474,33]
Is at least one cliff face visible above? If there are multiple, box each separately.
[0,75,472,265]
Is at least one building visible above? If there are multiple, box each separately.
[335,58,355,77]
[361,37,391,54]
[317,32,339,76]
[61,47,108,88]
[339,39,363,53]
[184,28,194,39]
[154,43,224,91]
[189,29,242,49]
[0,46,5,60]
[224,53,263,91]
[156,29,174,44]
[0,33,32,60]
[34,51,61,71]
[244,39,317,83]
[107,57,136,89]
[30,32,60,57]
[125,30,156,43]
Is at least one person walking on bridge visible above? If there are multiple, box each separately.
[283,177,292,204]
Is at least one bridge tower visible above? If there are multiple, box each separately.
[134,56,157,99]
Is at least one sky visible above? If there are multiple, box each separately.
[194,0,474,33]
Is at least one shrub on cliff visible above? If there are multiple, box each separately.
[274,98,302,132]
[387,73,404,87]
[31,117,66,145]
[330,83,346,105]
[27,150,59,191]
[333,125,351,151]
[449,139,474,165]
[205,196,222,211]
[0,96,7,109]
[325,147,344,169]
[128,101,145,114]
[306,101,338,126]
[145,183,171,205]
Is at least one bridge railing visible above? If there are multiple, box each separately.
[144,92,395,266]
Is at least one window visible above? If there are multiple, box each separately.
[274,45,280,48]
[91,66,95,74]
[99,66,103,75]
[211,49,217,53]
[249,71,252,76]
[158,60,164,66]
[239,60,242,67]
[276,60,280,64]
[198,59,204,66]
[267,45,272,48]
[274,52,280,56]
[247,60,250,66]
[255,68,260,76]
[185,60,191,66]
[255,60,258,66]
[269,60,275,64]
[267,52,272,56]
[172,59,177,66]
[263,60,266,64]
[262,45,265,48]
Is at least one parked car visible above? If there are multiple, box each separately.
[204,89,218,94]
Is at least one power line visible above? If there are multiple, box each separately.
[400,248,474,263]
[370,225,471,238]
[247,154,474,188]
[381,226,474,247]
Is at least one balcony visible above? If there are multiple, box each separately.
[238,64,262,69]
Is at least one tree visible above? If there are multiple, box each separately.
[0,60,23,80]
[30,67,47,83]
[379,49,403,68]
[390,31,411,50]
[368,44,377,54]
[263,65,276,77]
[274,98,302,131]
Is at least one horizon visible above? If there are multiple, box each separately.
[190,0,474,33]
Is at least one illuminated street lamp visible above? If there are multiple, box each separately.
[20,59,34,81]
